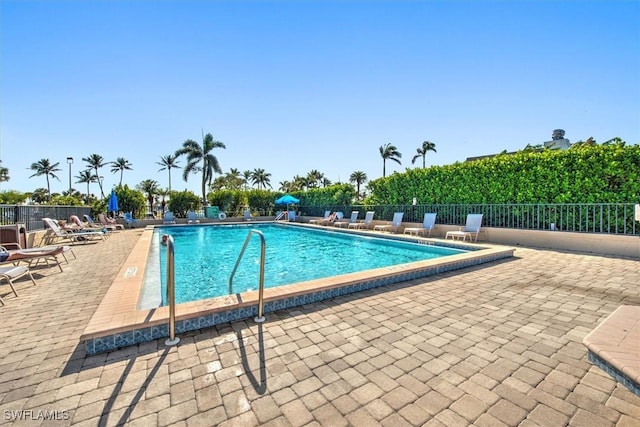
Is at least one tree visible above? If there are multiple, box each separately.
[157,154,181,193]
[250,168,272,190]
[0,160,9,183]
[75,170,97,202]
[30,188,49,204]
[175,132,226,205]
[379,143,402,177]
[349,171,368,199]
[29,158,61,201]
[83,154,107,198]
[137,179,159,215]
[110,157,133,186]
[411,140,437,168]
[306,170,324,188]
[242,170,252,190]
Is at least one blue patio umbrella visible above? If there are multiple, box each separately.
[108,189,119,215]
[275,194,300,205]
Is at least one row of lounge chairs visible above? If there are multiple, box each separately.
[308,211,484,242]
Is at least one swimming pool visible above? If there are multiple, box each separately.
[83,222,515,355]
[145,223,467,306]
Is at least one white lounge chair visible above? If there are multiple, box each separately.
[374,212,404,233]
[0,265,37,305]
[187,211,200,224]
[335,211,359,228]
[445,214,484,242]
[309,211,331,225]
[1,245,67,273]
[404,213,437,237]
[163,211,176,225]
[348,211,375,229]
[42,218,106,244]
[243,209,253,221]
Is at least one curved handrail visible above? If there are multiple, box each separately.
[228,229,266,322]
[164,234,180,346]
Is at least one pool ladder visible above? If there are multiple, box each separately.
[229,229,266,323]
[164,234,180,347]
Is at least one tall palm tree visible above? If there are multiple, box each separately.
[379,143,402,177]
[175,132,226,205]
[411,140,437,168]
[28,158,61,201]
[156,154,181,193]
[110,157,133,186]
[349,171,368,199]
[250,168,272,190]
[75,169,97,202]
[83,154,107,198]
[137,179,160,215]
[279,180,292,192]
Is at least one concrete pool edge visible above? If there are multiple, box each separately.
[81,223,516,355]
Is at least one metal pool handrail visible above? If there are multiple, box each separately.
[229,229,267,323]
[164,234,180,346]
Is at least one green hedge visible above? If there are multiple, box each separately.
[366,144,640,205]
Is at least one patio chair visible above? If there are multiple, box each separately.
[42,218,106,244]
[349,211,375,229]
[187,211,200,224]
[373,212,404,233]
[288,210,297,222]
[445,214,484,242]
[163,211,176,225]
[98,213,125,230]
[309,211,331,225]
[84,214,119,232]
[1,245,66,273]
[123,212,139,228]
[318,211,343,225]
[334,211,359,228]
[0,265,37,305]
[403,213,437,237]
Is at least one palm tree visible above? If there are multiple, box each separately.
[83,154,107,198]
[306,170,324,188]
[320,177,332,188]
[279,180,292,192]
[75,169,97,202]
[156,154,181,193]
[110,157,133,186]
[411,140,437,168]
[28,158,61,201]
[242,170,252,190]
[175,132,226,205]
[250,168,272,190]
[379,143,402,177]
[137,179,160,215]
[349,171,368,199]
[0,160,9,184]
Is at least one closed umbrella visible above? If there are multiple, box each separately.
[108,189,119,216]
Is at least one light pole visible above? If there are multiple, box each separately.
[66,157,73,192]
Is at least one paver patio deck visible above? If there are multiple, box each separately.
[0,229,638,426]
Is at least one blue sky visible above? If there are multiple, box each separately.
[1,0,639,197]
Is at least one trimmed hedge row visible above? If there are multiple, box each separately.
[365,144,640,205]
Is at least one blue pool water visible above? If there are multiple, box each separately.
[150,223,467,305]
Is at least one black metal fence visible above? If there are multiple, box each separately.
[0,205,92,232]
[300,203,640,235]
[2,203,638,235]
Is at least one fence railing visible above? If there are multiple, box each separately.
[300,203,640,236]
[0,205,92,232]
[2,203,638,235]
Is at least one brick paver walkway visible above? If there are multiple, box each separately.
[0,230,638,426]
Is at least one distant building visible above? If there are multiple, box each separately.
[466,129,571,162]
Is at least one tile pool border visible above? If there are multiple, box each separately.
[82,223,515,355]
